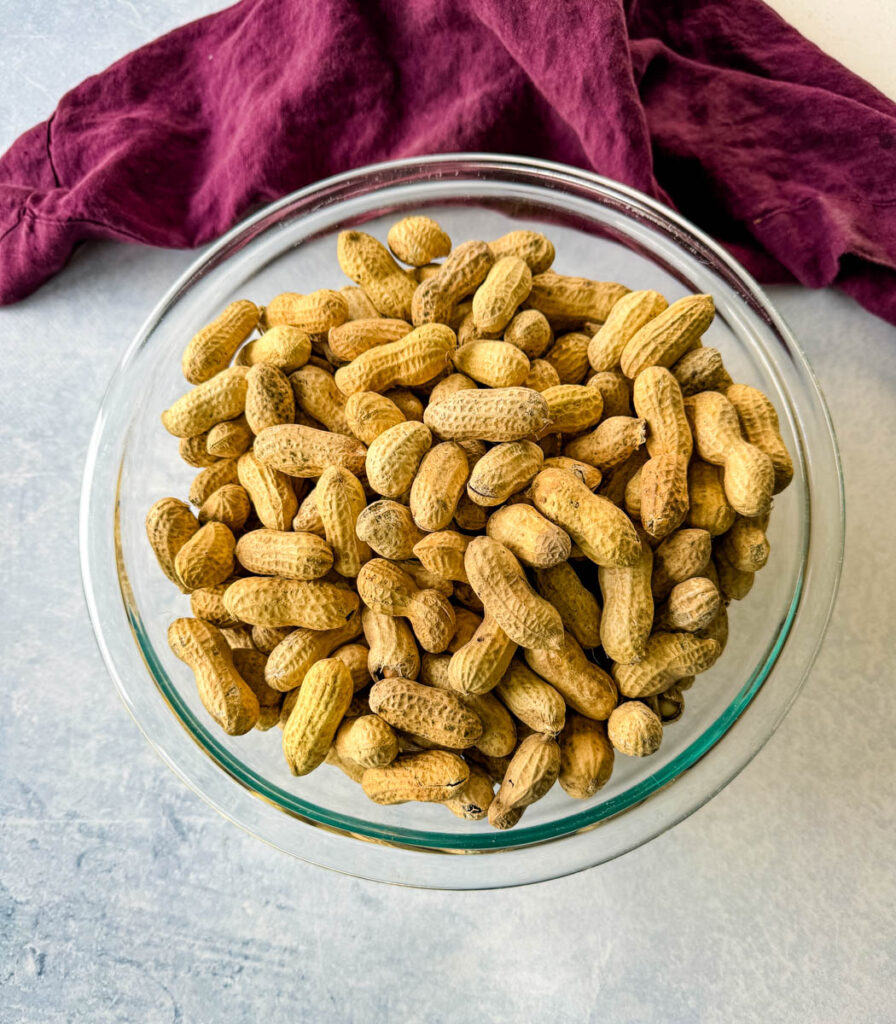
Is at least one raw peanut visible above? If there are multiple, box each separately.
[198,484,252,531]
[362,606,420,683]
[598,448,648,508]
[174,522,235,590]
[235,324,311,372]
[340,285,380,321]
[223,576,359,629]
[448,607,482,651]
[541,457,602,491]
[387,216,451,267]
[369,678,482,748]
[356,500,424,560]
[651,528,712,599]
[719,514,770,572]
[424,386,550,442]
[452,339,530,388]
[461,692,516,757]
[292,487,325,536]
[334,323,456,396]
[714,548,755,601]
[266,289,350,333]
[544,332,591,384]
[265,617,362,691]
[504,309,553,358]
[558,715,615,798]
[620,294,714,377]
[671,346,732,396]
[365,420,432,497]
[288,365,352,435]
[244,363,295,434]
[607,701,663,756]
[253,424,367,478]
[168,618,259,735]
[357,559,456,653]
[489,230,555,274]
[344,391,405,443]
[465,537,564,651]
[726,383,794,493]
[564,416,647,471]
[453,493,489,532]
[428,373,478,406]
[362,750,470,805]
[412,241,494,325]
[251,625,292,654]
[393,559,454,598]
[207,415,253,459]
[235,528,334,580]
[190,582,241,628]
[527,272,629,327]
[282,658,354,775]
[237,451,298,530]
[220,624,256,650]
[179,433,218,468]
[231,648,282,707]
[525,631,618,720]
[444,765,495,820]
[447,611,518,695]
[386,389,425,421]
[328,318,412,361]
[413,531,470,583]
[654,685,685,723]
[495,659,566,734]
[472,257,533,333]
[533,562,600,649]
[656,576,721,632]
[182,300,259,384]
[162,366,250,438]
[335,714,399,768]
[410,442,470,531]
[486,504,571,569]
[686,460,736,536]
[587,369,632,418]
[587,290,668,372]
[467,441,543,507]
[613,632,720,698]
[316,466,369,577]
[598,531,654,664]
[542,385,603,435]
[530,468,641,568]
[697,600,729,653]
[146,497,200,591]
[685,390,775,517]
[523,359,561,392]
[489,733,561,830]
[330,642,371,691]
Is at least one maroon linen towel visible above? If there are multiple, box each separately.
[2,0,896,324]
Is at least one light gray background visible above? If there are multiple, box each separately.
[1,4,894,1022]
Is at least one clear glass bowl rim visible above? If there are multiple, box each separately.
[80,153,844,888]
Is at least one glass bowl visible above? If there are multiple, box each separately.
[81,155,843,889]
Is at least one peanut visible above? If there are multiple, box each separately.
[288,365,352,435]
[671,346,732,396]
[613,632,720,698]
[265,620,362,694]
[686,460,736,536]
[365,420,432,498]
[174,522,235,590]
[146,497,200,592]
[466,440,543,507]
[714,548,755,601]
[282,658,354,775]
[190,582,240,628]
[266,290,349,333]
[253,424,367,478]
[369,677,482,748]
[448,607,482,651]
[235,324,311,372]
[223,576,359,629]
[656,576,721,632]
[541,385,603,436]
[411,241,494,325]
[344,390,405,444]
[620,293,714,377]
[523,359,562,392]
[316,466,369,577]
[452,339,530,388]
[587,290,668,372]
[335,714,399,769]
[198,484,252,531]
[206,415,253,458]
[356,500,424,560]
[428,373,478,406]
[527,272,629,328]
[472,257,533,333]
[607,701,663,756]
[362,608,420,681]
[533,561,601,649]
[443,765,495,820]
[334,323,456,396]
[237,451,298,530]
[651,528,712,599]
[384,389,424,421]
[525,631,617,720]
[424,386,550,442]
[179,432,218,468]
[356,559,455,653]
[726,383,793,493]
[236,528,333,580]
[544,331,591,384]
[564,416,646,471]
[486,504,571,569]
[504,309,553,358]
[447,611,518,695]
[245,363,295,433]
[410,441,470,531]
[495,659,566,735]
[162,366,250,438]
[328,318,412,361]
[251,625,293,654]
[541,457,602,492]
[489,230,555,274]
[362,750,470,805]
[488,733,561,830]
[387,216,451,267]
[412,531,470,583]
[182,300,259,384]
[340,285,380,320]
[587,370,632,418]
[598,531,654,664]
[719,514,770,572]
[558,715,615,798]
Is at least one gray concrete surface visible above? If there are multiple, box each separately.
[1,4,894,1022]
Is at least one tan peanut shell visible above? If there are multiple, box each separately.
[651,528,713,599]
[714,548,755,601]
[461,692,516,757]
[530,468,641,568]
[330,642,371,691]
[686,460,736,536]
[174,522,235,590]
[671,346,732,396]
[190,582,240,628]
[146,497,200,592]
[236,324,311,372]
[244,363,295,434]
[162,366,250,438]
[335,714,399,769]
[410,442,470,531]
[452,339,530,388]
[198,484,251,531]
[613,632,720,698]
[598,531,653,664]
[411,241,494,325]
[525,631,617,720]
[387,216,451,267]
[588,370,632,420]
[452,493,488,532]
[447,611,518,695]
[362,607,420,681]
[253,424,367,478]
[252,625,292,654]
[527,272,629,327]
[292,488,324,536]
[231,649,282,708]
[168,618,259,735]
[328,318,412,361]
[428,373,478,407]
[597,447,647,508]
[207,416,253,459]
[344,391,405,444]
[558,715,615,798]
[424,386,550,442]
[264,617,362,691]
[266,290,349,334]
[620,293,714,377]
[540,458,601,492]
[657,576,721,632]
[315,466,369,577]
[587,290,668,372]
[223,576,359,629]
[472,257,533,333]
[486,504,571,569]
[362,750,470,804]
[467,441,543,507]
[365,420,432,498]
[607,701,663,756]
[523,359,562,392]
[495,659,566,735]
[726,383,793,493]
[564,416,646,471]
[236,528,333,580]
[489,230,555,274]
[489,733,561,830]
[237,450,298,530]
[444,765,495,820]
[340,285,380,320]
[369,677,482,749]
[541,385,603,436]
[356,500,424,560]
[179,432,218,468]
[448,607,482,651]
[334,323,456,396]
[413,531,470,583]
[544,332,591,384]
[356,559,455,653]
[182,300,259,384]
[219,624,256,650]
[282,659,354,775]
[393,558,454,598]
[532,562,600,650]
[504,309,553,357]
[719,514,770,572]
[289,365,352,435]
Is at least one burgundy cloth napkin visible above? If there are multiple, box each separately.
[2,0,896,324]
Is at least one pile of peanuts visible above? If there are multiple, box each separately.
[148,216,792,830]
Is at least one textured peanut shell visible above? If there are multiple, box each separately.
[542,385,603,436]
[334,323,456,396]
[356,559,456,654]
[337,231,418,320]
[544,332,591,384]
[558,715,615,798]
[236,324,311,372]
[362,750,470,805]
[266,289,349,333]
[447,611,518,695]
[488,734,561,830]
[340,285,380,320]
[452,339,530,388]
[179,432,218,468]
[182,300,259,384]
[523,359,562,392]
[527,272,629,327]
[328,318,412,361]
[251,625,293,654]
[424,386,550,442]
[657,576,721,632]
[162,366,250,438]
[282,659,354,775]
[206,416,253,459]
[412,241,494,322]
[362,608,420,682]
[671,346,733,396]
[540,458,601,493]
[413,531,470,583]
[639,452,690,540]
[245,363,295,434]
[587,370,632,418]
[253,424,367,478]
[489,230,555,274]
[587,290,668,372]
[472,257,533,333]
[198,484,251,531]
[264,617,362,691]
[633,365,692,460]
[620,293,714,377]
[613,632,721,698]
[315,466,369,577]
[444,766,495,820]
[330,642,371,692]
[146,497,200,591]
[356,500,424,560]
[448,607,482,651]
[369,678,482,748]
[651,528,713,599]
[461,692,517,757]
[237,451,298,531]
[504,309,553,358]
[236,528,333,580]
[714,548,755,601]
[533,561,601,649]
[191,459,242,510]
[726,383,793,493]
[410,442,470,531]
[495,659,566,735]
[344,391,405,444]
[223,576,359,629]
[486,504,571,569]
[607,701,663,756]
[686,460,736,536]
[288,365,352,435]
[524,631,618,720]
[719,515,770,572]
[564,416,646,471]
[231,648,282,708]
[598,532,654,664]
[467,441,544,507]
[335,714,399,769]
[385,389,424,421]
[387,216,451,267]
[174,522,235,590]
[190,582,240,628]
[365,420,432,498]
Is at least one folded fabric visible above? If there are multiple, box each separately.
[2,0,895,325]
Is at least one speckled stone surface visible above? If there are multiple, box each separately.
[1,5,895,1022]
